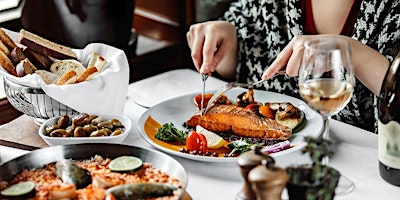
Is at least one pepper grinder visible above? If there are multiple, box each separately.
[236,147,269,200]
[248,156,288,200]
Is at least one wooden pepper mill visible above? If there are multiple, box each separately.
[236,147,269,200]
[248,155,288,200]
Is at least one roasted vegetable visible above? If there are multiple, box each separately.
[237,87,255,107]
[155,123,188,144]
[55,159,92,189]
[106,183,177,200]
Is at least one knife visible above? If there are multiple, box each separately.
[200,74,208,115]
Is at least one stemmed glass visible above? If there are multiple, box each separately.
[298,37,355,195]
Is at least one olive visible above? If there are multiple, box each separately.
[44,124,60,135]
[65,125,76,137]
[72,113,91,126]
[110,129,123,136]
[90,129,109,137]
[50,129,68,137]
[97,121,113,129]
[88,115,98,123]
[109,119,124,128]
[74,126,87,137]
[100,128,112,135]
[83,124,98,133]
[91,116,104,125]
[57,115,70,128]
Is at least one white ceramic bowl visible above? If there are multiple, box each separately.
[39,114,132,146]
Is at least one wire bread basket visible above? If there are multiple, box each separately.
[3,77,78,122]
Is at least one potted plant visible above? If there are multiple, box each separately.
[286,136,340,200]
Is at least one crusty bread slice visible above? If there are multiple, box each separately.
[0,28,17,50]
[10,46,26,65]
[76,66,98,83]
[50,59,85,76]
[23,47,53,70]
[0,40,10,56]
[0,49,16,76]
[87,52,107,72]
[35,70,60,85]
[16,58,37,77]
[57,69,78,85]
[18,29,77,60]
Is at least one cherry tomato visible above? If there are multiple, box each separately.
[259,105,275,119]
[186,131,208,152]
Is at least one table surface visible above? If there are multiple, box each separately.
[0,69,399,200]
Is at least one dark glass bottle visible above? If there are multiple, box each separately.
[378,51,400,186]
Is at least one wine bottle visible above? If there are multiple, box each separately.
[378,51,400,186]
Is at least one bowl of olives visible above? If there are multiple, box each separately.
[39,113,132,146]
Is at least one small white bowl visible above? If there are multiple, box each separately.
[39,114,132,146]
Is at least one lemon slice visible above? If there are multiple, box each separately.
[109,156,143,172]
[196,125,226,149]
[1,181,35,197]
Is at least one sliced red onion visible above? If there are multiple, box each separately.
[261,140,291,154]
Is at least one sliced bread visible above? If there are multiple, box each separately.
[50,59,85,76]
[0,49,16,76]
[10,46,27,65]
[35,70,60,85]
[57,69,78,85]
[23,47,53,70]
[0,28,17,50]
[18,29,77,60]
[16,58,37,77]
[76,66,98,83]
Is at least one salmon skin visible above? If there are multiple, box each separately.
[186,104,292,140]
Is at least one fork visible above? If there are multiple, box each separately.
[202,70,286,114]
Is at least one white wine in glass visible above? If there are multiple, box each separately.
[298,37,355,195]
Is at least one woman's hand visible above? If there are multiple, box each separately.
[187,20,238,78]
[262,35,389,95]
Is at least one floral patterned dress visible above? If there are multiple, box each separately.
[222,0,400,132]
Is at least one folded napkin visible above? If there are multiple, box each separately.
[128,69,227,108]
[0,29,129,116]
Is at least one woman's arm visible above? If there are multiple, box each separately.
[262,35,390,95]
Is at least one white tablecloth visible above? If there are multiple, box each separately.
[1,69,399,199]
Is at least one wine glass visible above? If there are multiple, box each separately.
[298,37,355,195]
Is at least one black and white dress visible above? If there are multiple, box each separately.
[222,0,400,132]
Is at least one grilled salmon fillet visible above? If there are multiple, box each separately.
[186,104,292,140]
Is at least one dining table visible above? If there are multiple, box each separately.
[0,68,399,200]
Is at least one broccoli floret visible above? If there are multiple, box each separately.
[155,123,187,144]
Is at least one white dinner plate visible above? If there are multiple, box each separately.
[138,88,323,164]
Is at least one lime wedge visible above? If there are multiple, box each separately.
[196,125,226,149]
[109,156,143,172]
[1,181,35,197]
